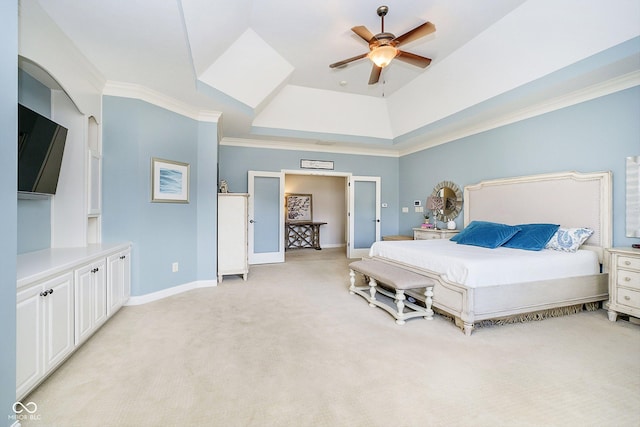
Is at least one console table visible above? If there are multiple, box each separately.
[285,222,327,250]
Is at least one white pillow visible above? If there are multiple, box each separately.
[545,227,594,252]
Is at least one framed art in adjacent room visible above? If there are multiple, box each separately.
[151,157,190,203]
[285,193,312,222]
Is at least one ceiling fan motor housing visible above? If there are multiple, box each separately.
[369,32,396,48]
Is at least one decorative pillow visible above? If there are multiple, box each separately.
[453,221,521,249]
[502,223,560,251]
[545,227,594,252]
[449,220,483,242]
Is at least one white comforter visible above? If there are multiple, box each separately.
[368,239,599,288]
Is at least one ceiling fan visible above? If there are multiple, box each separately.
[329,5,436,85]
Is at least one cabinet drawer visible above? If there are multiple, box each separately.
[414,231,441,240]
[617,288,640,310]
[617,256,640,271]
[616,268,640,291]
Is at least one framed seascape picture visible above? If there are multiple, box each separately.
[286,193,312,222]
[151,158,190,203]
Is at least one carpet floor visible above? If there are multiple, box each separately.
[21,248,640,427]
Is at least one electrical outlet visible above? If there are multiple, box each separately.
[381,203,388,208]
[172,262,179,272]
[402,207,409,213]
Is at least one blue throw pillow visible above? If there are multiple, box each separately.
[454,221,521,249]
[502,223,560,251]
[449,220,484,242]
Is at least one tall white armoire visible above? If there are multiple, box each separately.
[217,193,249,283]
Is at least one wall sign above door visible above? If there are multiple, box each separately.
[300,159,334,170]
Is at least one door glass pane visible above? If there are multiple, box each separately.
[354,181,376,249]
[254,176,280,253]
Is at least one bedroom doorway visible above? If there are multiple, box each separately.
[283,172,381,259]
[248,170,380,264]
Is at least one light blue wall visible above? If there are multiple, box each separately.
[17,199,51,253]
[17,69,53,253]
[1,1,18,423]
[218,146,400,237]
[399,86,640,247]
[102,96,218,296]
[18,69,50,116]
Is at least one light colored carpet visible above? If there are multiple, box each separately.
[22,248,640,427]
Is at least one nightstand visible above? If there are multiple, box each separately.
[606,247,640,322]
[412,228,459,240]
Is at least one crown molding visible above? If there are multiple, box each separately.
[103,81,222,122]
[104,71,638,157]
[220,137,400,157]
[399,71,640,156]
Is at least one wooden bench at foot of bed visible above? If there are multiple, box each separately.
[349,259,437,325]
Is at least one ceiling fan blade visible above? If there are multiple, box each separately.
[393,22,436,47]
[351,25,375,42]
[396,50,432,68]
[329,52,369,69]
[368,65,382,85]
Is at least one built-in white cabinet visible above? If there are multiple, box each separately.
[16,272,74,400]
[107,248,131,316]
[74,259,107,345]
[16,243,131,400]
[218,193,249,282]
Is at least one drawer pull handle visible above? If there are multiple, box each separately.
[624,296,631,301]
[625,277,631,281]
[624,261,631,266]
[40,290,49,297]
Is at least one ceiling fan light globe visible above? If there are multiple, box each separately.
[368,45,398,68]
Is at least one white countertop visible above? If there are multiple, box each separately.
[17,242,131,289]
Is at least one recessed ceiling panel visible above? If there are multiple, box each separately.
[198,29,294,110]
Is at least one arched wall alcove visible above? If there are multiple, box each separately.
[17,56,103,251]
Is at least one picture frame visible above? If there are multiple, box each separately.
[151,157,190,203]
[300,159,334,170]
[285,193,312,222]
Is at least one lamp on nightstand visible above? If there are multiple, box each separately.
[426,196,444,230]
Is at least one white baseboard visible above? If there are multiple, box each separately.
[125,280,217,306]
[321,243,346,249]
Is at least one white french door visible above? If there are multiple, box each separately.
[348,176,381,259]
[248,171,285,264]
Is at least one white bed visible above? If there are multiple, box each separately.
[368,171,612,335]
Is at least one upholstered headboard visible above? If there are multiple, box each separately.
[463,171,612,262]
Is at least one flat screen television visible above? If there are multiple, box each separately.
[18,104,68,195]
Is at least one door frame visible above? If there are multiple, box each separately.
[282,169,351,255]
[283,170,381,259]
